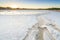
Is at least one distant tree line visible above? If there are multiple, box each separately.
[46,8,60,10]
[0,7,60,10]
[0,7,11,10]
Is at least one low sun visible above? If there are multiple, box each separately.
[10,5,18,8]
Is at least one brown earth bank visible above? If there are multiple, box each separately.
[54,10,60,12]
[50,10,60,12]
[56,10,60,12]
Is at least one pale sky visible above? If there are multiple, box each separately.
[0,0,60,8]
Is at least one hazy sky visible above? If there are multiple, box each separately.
[0,0,60,8]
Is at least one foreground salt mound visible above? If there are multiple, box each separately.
[0,15,60,40]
